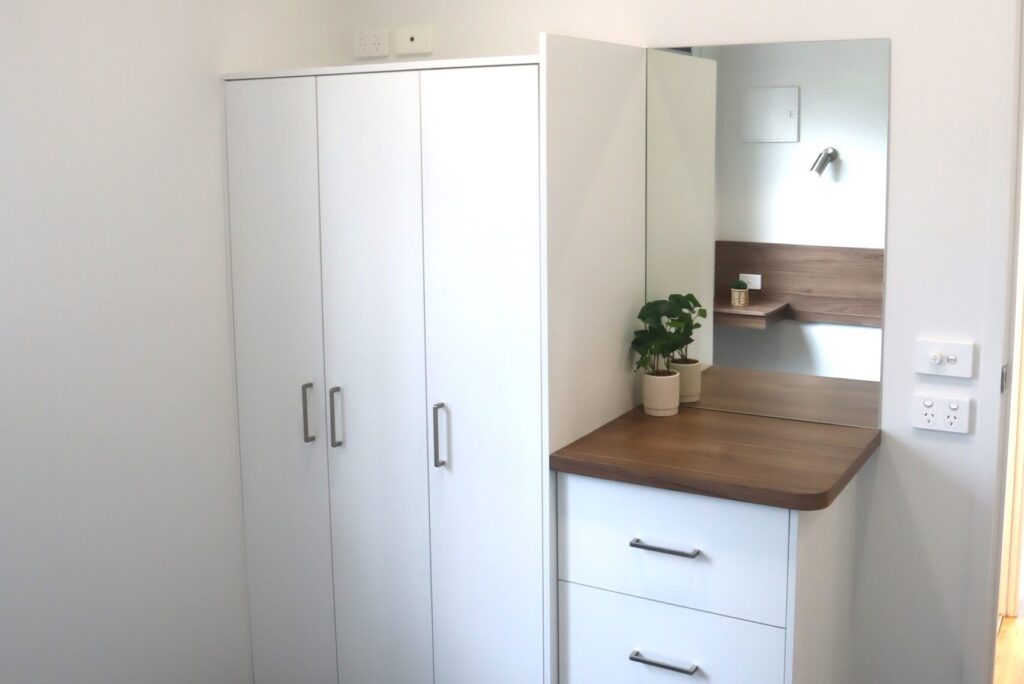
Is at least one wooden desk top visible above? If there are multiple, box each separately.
[550,406,881,511]
[692,366,880,428]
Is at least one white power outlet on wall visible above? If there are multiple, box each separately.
[912,395,971,434]
[354,28,390,58]
[739,273,762,290]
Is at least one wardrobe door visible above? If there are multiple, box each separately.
[317,72,434,683]
[225,78,338,684]
[420,65,544,684]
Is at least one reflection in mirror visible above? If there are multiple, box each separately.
[646,39,889,427]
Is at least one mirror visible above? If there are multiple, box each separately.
[646,39,889,427]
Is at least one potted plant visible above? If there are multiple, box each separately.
[665,293,708,403]
[730,278,749,307]
[631,299,686,416]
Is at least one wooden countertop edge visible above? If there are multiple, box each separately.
[550,426,882,512]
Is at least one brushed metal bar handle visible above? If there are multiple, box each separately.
[629,538,701,559]
[629,650,699,676]
[301,382,315,443]
[329,386,343,448]
[432,402,446,467]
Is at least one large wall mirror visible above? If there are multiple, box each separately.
[646,39,889,427]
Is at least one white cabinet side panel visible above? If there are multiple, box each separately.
[317,72,434,684]
[542,34,648,452]
[789,477,859,684]
[420,65,544,684]
[646,49,717,366]
[225,77,338,684]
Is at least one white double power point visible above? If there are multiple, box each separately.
[912,396,970,434]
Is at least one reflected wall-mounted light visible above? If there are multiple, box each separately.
[809,147,839,176]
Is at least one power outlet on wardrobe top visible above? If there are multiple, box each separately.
[354,28,390,58]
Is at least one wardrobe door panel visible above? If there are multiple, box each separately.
[421,65,543,684]
[225,77,337,684]
[317,72,434,684]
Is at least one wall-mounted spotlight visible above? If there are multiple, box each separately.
[809,147,839,176]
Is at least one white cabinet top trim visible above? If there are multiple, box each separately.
[223,55,540,81]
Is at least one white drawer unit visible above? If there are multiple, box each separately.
[557,472,863,683]
[558,473,791,626]
[559,581,786,683]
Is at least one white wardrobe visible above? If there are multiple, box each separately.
[225,36,649,684]
[227,65,543,683]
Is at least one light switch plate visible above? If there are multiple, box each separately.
[914,340,975,378]
[395,24,432,55]
[912,395,971,434]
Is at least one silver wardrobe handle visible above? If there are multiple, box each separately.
[301,382,315,443]
[432,402,446,467]
[629,650,699,676]
[629,538,701,559]
[329,386,343,448]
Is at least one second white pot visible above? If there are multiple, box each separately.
[642,371,680,417]
[670,359,703,403]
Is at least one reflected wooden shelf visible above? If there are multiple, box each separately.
[692,366,880,429]
[713,297,789,329]
[714,241,884,327]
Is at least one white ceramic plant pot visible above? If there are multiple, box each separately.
[671,359,703,403]
[642,371,680,417]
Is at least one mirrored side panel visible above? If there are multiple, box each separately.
[646,39,890,427]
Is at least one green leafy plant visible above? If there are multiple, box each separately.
[665,293,707,363]
[631,293,708,373]
[731,279,748,290]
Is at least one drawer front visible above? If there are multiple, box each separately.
[560,581,786,684]
[558,473,790,626]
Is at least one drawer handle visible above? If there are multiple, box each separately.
[629,650,699,676]
[629,537,701,559]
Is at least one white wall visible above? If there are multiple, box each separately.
[716,320,883,381]
[704,40,890,249]
[338,2,1020,683]
[222,0,349,71]
[715,321,883,380]
[0,3,251,682]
